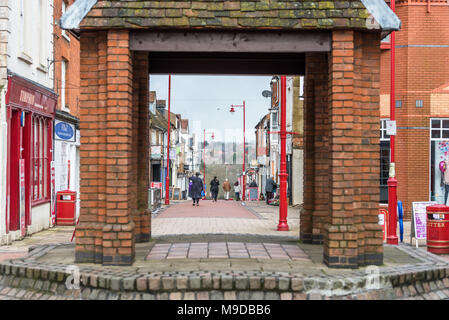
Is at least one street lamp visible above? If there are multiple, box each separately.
[229,101,246,201]
[387,0,398,245]
[203,129,215,198]
[165,75,172,205]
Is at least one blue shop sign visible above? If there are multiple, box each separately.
[55,120,75,141]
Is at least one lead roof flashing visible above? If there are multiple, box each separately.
[60,0,98,30]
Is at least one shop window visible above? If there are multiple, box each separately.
[430,119,449,204]
[32,116,50,203]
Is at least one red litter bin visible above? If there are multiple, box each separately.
[56,190,77,226]
[426,204,449,254]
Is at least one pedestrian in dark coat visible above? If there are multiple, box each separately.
[265,177,277,204]
[210,176,220,202]
[191,172,204,206]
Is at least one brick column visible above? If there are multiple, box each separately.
[323,30,383,268]
[302,53,329,244]
[76,31,108,264]
[323,30,359,268]
[101,30,135,266]
[357,32,383,265]
[132,51,151,243]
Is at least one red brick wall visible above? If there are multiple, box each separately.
[54,0,80,117]
[380,4,449,219]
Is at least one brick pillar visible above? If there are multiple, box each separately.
[323,30,359,268]
[323,30,383,268]
[101,30,135,266]
[76,31,108,264]
[132,51,151,243]
[357,32,383,265]
[302,53,329,244]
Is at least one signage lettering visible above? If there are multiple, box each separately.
[20,90,35,105]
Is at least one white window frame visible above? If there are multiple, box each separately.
[380,119,391,142]
[38,0,48,70]
[61,59,68,112]
[20,0,33,63]
[61,1,70,41]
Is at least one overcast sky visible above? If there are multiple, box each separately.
[149,75,272,143]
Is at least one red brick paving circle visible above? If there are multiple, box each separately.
[156,200,259,219]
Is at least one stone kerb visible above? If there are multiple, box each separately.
[1,244,449,300]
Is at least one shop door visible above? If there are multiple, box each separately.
[9,110,21,231]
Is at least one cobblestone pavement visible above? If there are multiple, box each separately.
[2,201,449,299]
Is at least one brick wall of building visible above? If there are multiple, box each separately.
[380,4,449,219]
[54,0,80,117]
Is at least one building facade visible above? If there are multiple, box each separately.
[380,2,449,219]
[1,0,57,244]
[53,0,81,221]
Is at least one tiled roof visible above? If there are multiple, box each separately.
[61,0,400,32]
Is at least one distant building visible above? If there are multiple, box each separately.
[254,76,304,205]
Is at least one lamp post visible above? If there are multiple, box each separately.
[165,75,171,205]
[277,76,289,231]
[387,0,398,245]
[229,101,246,201]
[203,129,215,198]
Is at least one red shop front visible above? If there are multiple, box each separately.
[5,74,56,234]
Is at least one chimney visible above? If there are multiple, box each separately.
[156,100,166,114]
[149,91,156,103]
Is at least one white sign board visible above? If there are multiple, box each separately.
[386,120,396,136]
[411,201,437,247]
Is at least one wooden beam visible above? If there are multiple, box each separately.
[147,52,305,75]
[130,30,330,53]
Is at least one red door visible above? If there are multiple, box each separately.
[9,109,21,231]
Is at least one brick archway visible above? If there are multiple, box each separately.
[62,0,400,268]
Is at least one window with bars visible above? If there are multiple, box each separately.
[380,119,390,203]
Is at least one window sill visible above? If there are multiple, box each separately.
[18,52,33,65]
[32,199,50,207]
[37,64,48,74]
[62,32,71,43]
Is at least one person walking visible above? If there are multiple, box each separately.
[190,172,204,206]
[223,178,231,200]
[210,176,220,202]
[265,176,277,204]
[234,181,240,201]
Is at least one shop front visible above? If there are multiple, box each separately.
[54,111,80,220]
[5,74,56,239]
[431,118,449,205]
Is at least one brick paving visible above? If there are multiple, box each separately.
[152,200,300,238]
[146,242,310,261]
